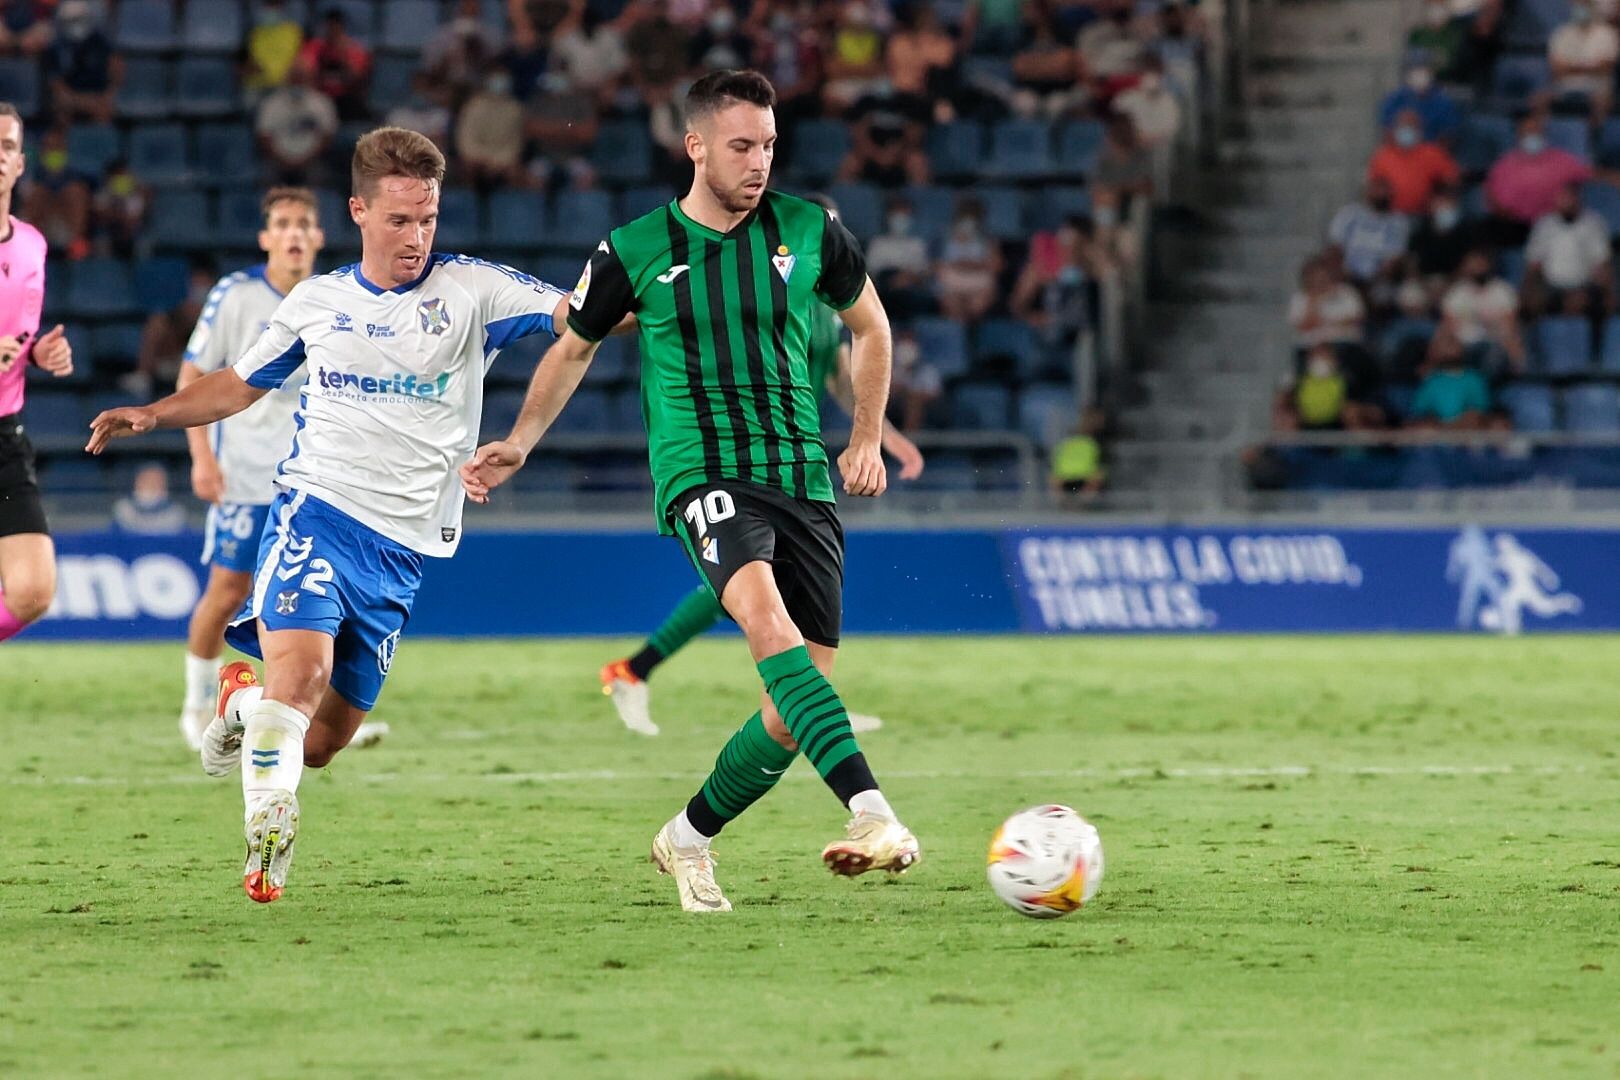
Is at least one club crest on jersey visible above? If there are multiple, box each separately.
[275,591,298,615]
[418,297,452,336]
[571,259,592,311]
[702,536,720,565]
[771,245,796,283]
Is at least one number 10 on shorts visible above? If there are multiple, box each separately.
[683,490,735,566]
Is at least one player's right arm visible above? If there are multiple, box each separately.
[462,239,636,503]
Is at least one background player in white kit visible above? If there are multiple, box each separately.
[88,128,574,903]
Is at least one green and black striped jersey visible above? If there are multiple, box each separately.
[566,190,868,533]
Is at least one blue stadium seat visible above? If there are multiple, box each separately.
[617,185,674,221]
[791,119,851,183]
[1565,383,1620,433]
[926,122,983,179]
[116,58,175,121]
[1504,0,1572,50]
[1380,317,1435,362]
[486,190,547,245]
[549,387,611,434]
[1599,118,1620,167]
[590,120,652,186]
[323,0,379,47]
[548,190,614,251]
[1455,113,1514,173]
[1497,247,1527,289]
[1018,383,1077,448]
[0,58,41,118]
[903,184,955,243]
[1545,117,1591,161]
[1600,316,1620,372]
[609,389,645,434]
[66,124,121,178]
[176,58,240,119]
[974,318,1042,380]
[585,335,633,383]
[911,316,969,381]
[481,390,527,440]
[1055,120,1105,175]
[135,257,191,314]
[977,186,1026,240]
[910,450,975,491]
[39,456,108,493]
[434,188,481,250]
[115,0,177,51]
[148,189,212,249]
[530,254,586,294]
[1491,55,1551,102]
[1026,186,1092,231]
[317,190,354,244]
[950,382,1012,430]
[972,446,1024,491]
[986,119,1053,180]
[217,188,266,242]
[1581,180,1620,235]
[21,391,88,450]
[826,182,882,241]
[1536,316,1595,375]
[381,0,440,51]
[371,54,417,113]
[194,124,258,186]
[1500,383,1558,432]
[128,124,189,185]
[90,320,146,364]
[182,0,245,51]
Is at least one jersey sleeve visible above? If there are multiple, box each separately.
[469,259,572,354]
[565,240,637,343]
[182,276,237,373]
[815,212,868,311]
[232,291,307,390]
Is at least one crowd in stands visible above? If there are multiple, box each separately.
[1261,0,1620,490]
[0,0,1209,503]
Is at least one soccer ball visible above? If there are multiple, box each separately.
[986,804,1104,918]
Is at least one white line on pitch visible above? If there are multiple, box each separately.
[6,763,1598,787]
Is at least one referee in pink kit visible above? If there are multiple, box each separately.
[0,102,75,643]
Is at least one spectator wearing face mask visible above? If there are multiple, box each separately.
[0,1,53,56]
[93,158,149,261]
[1274,344,1384,433]
[425,0,504,105]
[20,125,92,259]
[1485,113,1594,246]
[1378,62,1461,145]
[43,0,121,125]
[525,71,599,191]
[243,0,304,96]
[299,8,372,121]
[1548,0,1617,125]
[456,69,526,193]
[1077,1,1144,103]
[866,196,934,318]
[1328,177,1411,286]
[936,197,1002,323]
[1408,327,1502,431]
[823,1,888,112]
[689,3,751,73]
[1408,185,1484,296]
[387,73,453,151]
[554,2,631,102]
[1407,0,1469,81]
[1441,247,1526,371]
[113,465,188,537]
[1288,255,1367,357]
[1524,182,1615,316]
[837,107,929,188]
[1013,215,1111,363]
[1368,108,1460,215]
[256,63,338,186]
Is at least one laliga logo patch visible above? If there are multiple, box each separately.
[377,629,400,675]
[570,259,592,311]
[418,297,452,336]
[771,245,796,283]
[275,591,298,615]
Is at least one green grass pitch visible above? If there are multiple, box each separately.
[2,636,1618,1079]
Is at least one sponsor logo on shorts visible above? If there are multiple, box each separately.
[377,629,400,675]
[275,591,298,614]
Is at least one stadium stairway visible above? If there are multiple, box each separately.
[1113,0,1401,508]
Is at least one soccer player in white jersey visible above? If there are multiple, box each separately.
[87,128,573,903]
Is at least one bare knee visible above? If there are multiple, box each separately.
[207,574,253,613]
[263,660,328,719]
[3,579,54,624]
[735,604,801,659]
[303,738,341,769]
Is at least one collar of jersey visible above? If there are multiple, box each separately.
[349,253,447,296]
[669,198,761,241]
[245,263,287,299]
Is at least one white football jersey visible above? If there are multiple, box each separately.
[233,253,568,557]
[184,265,302,506]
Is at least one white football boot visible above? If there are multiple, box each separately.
[650,819,731,913]
[600,659,658,736]
[822,812,921,877]
[848,711,884,733]
[201,661,258,777]
[243,790,299,903]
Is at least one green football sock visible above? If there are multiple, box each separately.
[630,587,726,680]
[756,645,877,805]
[684,711,796,836]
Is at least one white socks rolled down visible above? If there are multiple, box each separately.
[848,789,897,821]
[242,699,311,821]
[184,652,222,710]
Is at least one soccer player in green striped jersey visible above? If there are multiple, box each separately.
[463,70,921,911]
[599,267,925,736]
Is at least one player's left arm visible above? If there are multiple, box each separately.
[835,280,892,497]
[828,342,924,480]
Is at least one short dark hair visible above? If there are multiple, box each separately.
[0,102,20,124]
[684,69,777,129]
[262,186,319,226]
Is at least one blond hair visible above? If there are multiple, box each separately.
[351,127,445,200]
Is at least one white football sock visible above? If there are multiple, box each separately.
[225,685,264,732]
[670,809,710,848]
[241,699,310,820]
[848,789,896,821]
[185,652,222,709]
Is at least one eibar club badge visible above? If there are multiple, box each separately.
[771,245,796,283]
